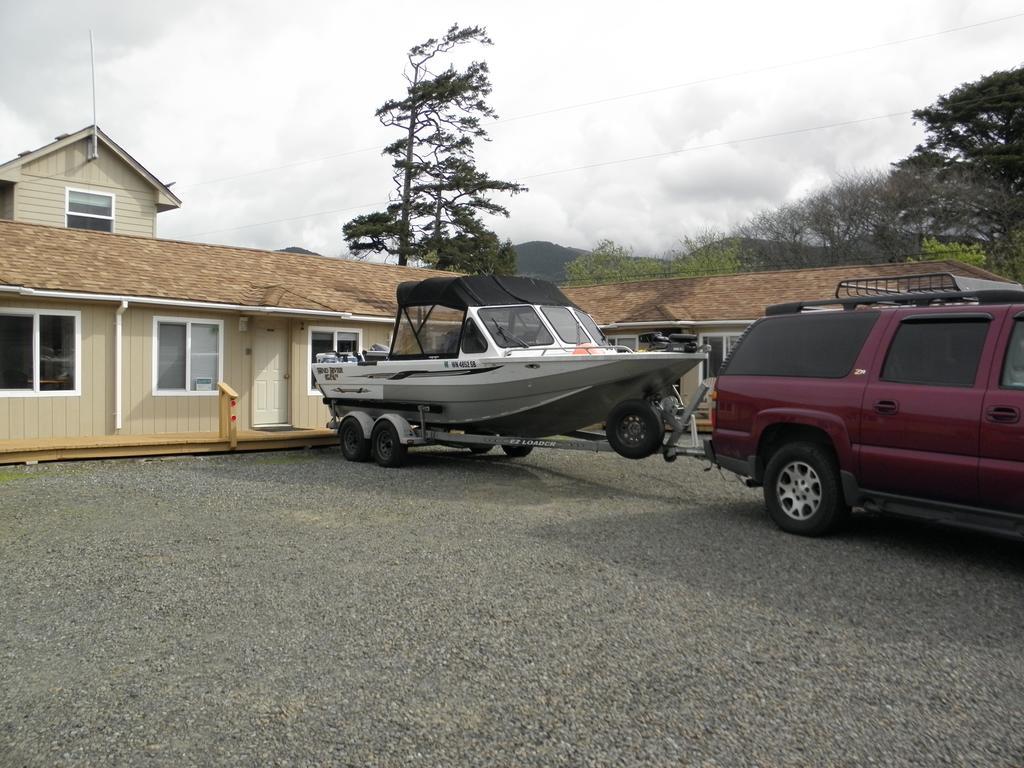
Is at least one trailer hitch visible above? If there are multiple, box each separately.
[660,379,712,461]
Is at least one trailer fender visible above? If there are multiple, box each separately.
[374,413,417,445]
[342,411,375,439]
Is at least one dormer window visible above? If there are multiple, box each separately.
[66,188,114,232]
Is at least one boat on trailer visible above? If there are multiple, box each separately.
[312,275,708,466]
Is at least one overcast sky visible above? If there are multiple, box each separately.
[1,0,1022,258]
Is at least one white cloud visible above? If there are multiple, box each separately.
[1,0,1021,257]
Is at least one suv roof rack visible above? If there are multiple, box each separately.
[767,272,1024,316]
[835,272,1016,297]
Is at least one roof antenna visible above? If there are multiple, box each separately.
[88,30,98,161]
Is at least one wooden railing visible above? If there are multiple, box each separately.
[218,382,239,449]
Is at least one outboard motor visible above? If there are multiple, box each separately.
[646,333,701,353]
[362,343,389,362]
[667,333,701,354]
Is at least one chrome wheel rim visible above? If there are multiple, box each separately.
[776,461,822,520]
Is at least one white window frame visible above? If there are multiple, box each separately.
[65,187,115,233]
[308,325,363,394]
[699,331,744,380]
[152,316,224,397]
[0,307,81,398]
[608,334,639,350]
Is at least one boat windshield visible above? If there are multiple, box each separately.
[461,318,488,354]
[575,310,608,346]
[541,306,592,345]
[478,306,555,348]
[391,305,464,358]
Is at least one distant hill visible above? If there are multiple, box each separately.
[514,241,588,283]
[278,246,321,256]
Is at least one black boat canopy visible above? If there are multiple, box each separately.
[396,275,578,311]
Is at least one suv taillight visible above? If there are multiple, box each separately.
[709,387,718,431]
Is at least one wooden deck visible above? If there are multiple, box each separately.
[1,381,710,467]
[0,428,337,465]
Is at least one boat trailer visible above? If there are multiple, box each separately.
[325,380,712,468]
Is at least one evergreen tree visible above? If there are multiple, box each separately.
[897,66,1024,242]
[906,65,1024,196]
[342,24,525,270]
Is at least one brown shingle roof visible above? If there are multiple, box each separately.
[565,261,1011,325]
[0,220,453,316]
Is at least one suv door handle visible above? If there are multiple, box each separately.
[986,405,1020,424]
[874,400,899,415]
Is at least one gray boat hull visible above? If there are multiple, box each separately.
[314,352,704,437]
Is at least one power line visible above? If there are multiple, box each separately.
[181,200,389,238]
[177,110,909,238]
[519,112,912,179]
[178,86,1024,239]
[494,11,1024,125]
[178,144,383,189]
[173,11,1024,190]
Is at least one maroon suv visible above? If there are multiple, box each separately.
[708,273,1024,538]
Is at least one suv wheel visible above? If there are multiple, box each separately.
[763,442,850,536]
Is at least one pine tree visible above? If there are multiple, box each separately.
[343,24,525,270]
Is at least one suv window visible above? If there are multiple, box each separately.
[722,311,879,378]
[881,317,990,387]
[1002,320,1024,389]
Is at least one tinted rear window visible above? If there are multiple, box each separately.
[881,318,989,387]
[1001,320,1024,389]
[722,311,879,378]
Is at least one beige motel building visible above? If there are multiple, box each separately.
[0,126,448,462]
[0,125,1003,463]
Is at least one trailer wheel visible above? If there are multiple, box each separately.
[501,445,533,458]
[606,399,662,459]
[370,420,408,468]
[339,416,370,462]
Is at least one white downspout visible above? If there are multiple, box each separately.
[115,300,127,430]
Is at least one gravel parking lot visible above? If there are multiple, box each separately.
[1,446,1022,767]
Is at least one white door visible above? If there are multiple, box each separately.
[253,320,289,425]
